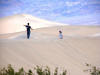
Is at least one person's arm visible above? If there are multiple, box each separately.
[31,27,34,30]
[24,25,27,26]
[24,25,28,28]
[24,25,26,27]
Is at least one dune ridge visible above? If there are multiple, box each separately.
[0,14,67,34]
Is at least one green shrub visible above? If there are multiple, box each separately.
[0,64,67,75]
[84,63,100,75]
[17,67,25,75]
[43,66,51,75]
[61,70,67,75]
[7,64,15,75]
[54,67,58,75]
[34,65,44,75]
[27,69,33,75]
[0,67,7,75]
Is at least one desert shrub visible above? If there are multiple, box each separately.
[34,65,44,75]
[7,64,15,75]
[84,63,100,75]
[16,67,25,75]
[0,65,67,75]
[54,67,58,75]
[0,64,15,75]
[0,67,7,75]
[34,65,51,75]
[27,69,33,75]
[43,66,51,75]
[61,70,67,75]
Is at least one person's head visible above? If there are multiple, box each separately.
[59,30,62,33]
[27,23,29,26]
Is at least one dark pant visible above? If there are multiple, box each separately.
[27,32,30,39]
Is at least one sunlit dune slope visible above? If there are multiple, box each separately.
[0,14,67,34]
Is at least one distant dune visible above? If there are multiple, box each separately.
[0,26,100,75]
[0,14,67,34]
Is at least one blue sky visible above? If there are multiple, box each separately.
[0,0,100,25]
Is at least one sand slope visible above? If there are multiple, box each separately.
[0,14,67,34]
[0,26,100,75]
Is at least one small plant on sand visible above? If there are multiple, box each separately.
[34,65,44,75]
[27,69,33,75]
[54,67,58,75]
[0,64,15,75]
[84,63,100,75]
[34,65,51,75]
[15,67,25,75]
[61,70,67,75]
[0,67,7,75]
[0,64,67,75]
[43,66,51,75]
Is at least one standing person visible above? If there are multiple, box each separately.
[59,30,63,39]
[24,23,33,39]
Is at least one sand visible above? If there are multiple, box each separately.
[0,26,100,75]
[0,14,67,34]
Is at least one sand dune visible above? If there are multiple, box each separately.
[0,26,100,75]
[0,14,67,34]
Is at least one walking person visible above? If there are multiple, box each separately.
[24,23,33,39]
[59,30,63,39]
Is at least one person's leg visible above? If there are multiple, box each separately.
[27,32,28,39]
[28,32,30,39]
[59,33,63,39]
[61,35,63,39]
[27,32,30,39]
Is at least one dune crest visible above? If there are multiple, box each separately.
[0,14,67,34]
